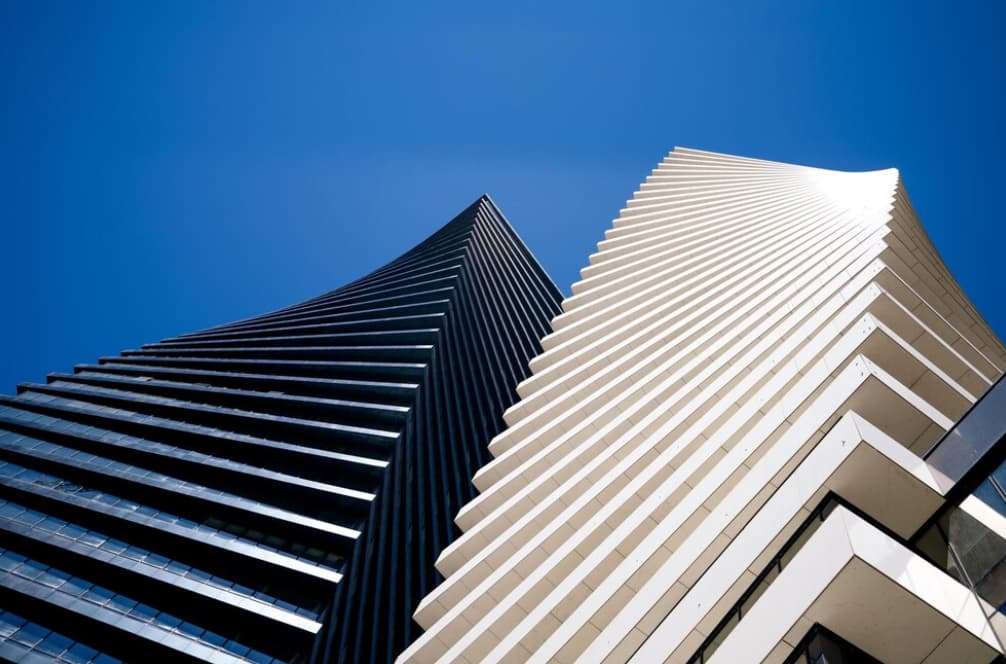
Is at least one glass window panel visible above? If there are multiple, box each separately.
[11,622,48,647]
[65,642,99,664]
[0,612,25,638]
[129,603,157,621]
[915,524,952,570]
[975,479,1006,517]
[178,621,203,638]
[247,649,273,664]
[36,631,73,656]
[225,640,250,656]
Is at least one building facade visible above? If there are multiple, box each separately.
[0,196,562,663]
[402,149,1006,663]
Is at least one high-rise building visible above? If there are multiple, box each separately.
[402,149,1006,663]
[0,196,562,664]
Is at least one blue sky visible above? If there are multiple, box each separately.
[2,1,1004,392]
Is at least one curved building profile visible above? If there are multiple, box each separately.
[4,147,1006,664]
[402,149,1006,663]
[0,195,562,663]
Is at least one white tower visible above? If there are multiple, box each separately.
[400,148,1006,663]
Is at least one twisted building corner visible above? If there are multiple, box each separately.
[403,149,1006,664]
[0,195,562,664]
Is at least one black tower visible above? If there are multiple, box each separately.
[0,196,562,663]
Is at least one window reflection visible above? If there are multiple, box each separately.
[0,546,279,663]
[0,497,322,619]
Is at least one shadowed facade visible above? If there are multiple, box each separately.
[0,195,561,664]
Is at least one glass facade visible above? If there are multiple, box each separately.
[0,608,122,664]
[913,375,1006,633]
[0,196,563,663]
[925,374,1006,492]
[916,474,1006,619]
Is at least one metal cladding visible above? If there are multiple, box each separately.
[402,149,1006,663]
[0,195,562,663]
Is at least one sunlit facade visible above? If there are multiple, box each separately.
[403,149,1006,664]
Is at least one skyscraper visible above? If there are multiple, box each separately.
[0,195,562,663]
[402,149,1006,663]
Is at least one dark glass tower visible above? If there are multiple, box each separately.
[0,196,562,663]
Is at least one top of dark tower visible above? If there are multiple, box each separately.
[0,196,561,664]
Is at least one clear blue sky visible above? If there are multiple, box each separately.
[2,1,1004,392]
